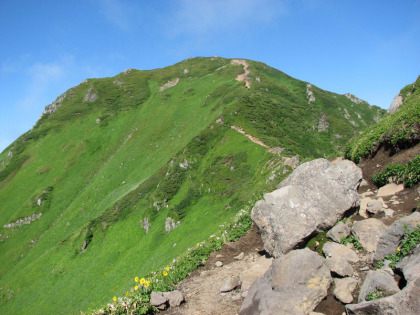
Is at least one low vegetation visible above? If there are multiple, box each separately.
[345,75,420,163]
[377,224,420,269]
[371,156,420,188]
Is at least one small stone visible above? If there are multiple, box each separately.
[323,242,359,263]
[333,277,358,304]
[150,291,167,306]
[327,221,351,242]
[215,261,223,267]
[234,252,245,260]
[326,256,354,277]
[166,290,184,307]
[384,208,395,217]
[220,276,240,292]
[216,254,224,258]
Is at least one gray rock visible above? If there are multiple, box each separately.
[358,270,400,303]
[220,276,240,292]
[239,248,332,315]
[374,212,420,261]
[396,245,420,283]
[366,199,384,215]
[352,218,387,252]
[327,221,351,243]
[252,159,361,257]
[326,256,354,277]
[377,183,404,197]
[334,277,358,304]
[346,277,420,315]
[166,290,184,307]
[240,256,273,291]
[150,291,167,306]
[388,92,403,114]
[215,261,223,267]
[150,290,184,308]
[323,242,359,263]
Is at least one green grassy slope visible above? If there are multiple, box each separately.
[0,57,384,314]
[345,75,420,162]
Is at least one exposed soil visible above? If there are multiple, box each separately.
[162,225,266,315]
[163,144,419,315]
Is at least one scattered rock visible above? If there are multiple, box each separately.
[234,252,245,260]
[220,276,240,292]
[165,217,180,232]
[283,155,300,168]
[377,183,404,197]
[351,218,387,252]
[83,86,97,102]
[346,277,420,314]
[326,256,354,277]
[252,159,361,257]
[327,221,351,243]
[240,248,332,315]
[334,277,358,304]
[366,198,384,215]
[357,269,400,303]
[150,290,184,308]
[374,212,420,261]
[215,261,223,267]
[323,242,359,264]
[159,78,180,92]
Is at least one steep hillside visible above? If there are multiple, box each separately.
[0,57,384,314]
[345,75,420,163]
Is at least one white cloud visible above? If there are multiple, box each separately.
[166,0,287,37]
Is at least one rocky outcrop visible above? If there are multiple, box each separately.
[83,86,97,102]
[240,248,332,315]
[165,217,180,232]
[252,159,362,257]
[139,217,151,234]
[42,92,67,116]
[388,92,403,114]
[306,83,316,104]
[159,78,179,92]
[345,93,367,104]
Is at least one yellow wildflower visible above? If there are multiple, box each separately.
[196,243,200,247]
[144,281,150,288]
[125,291,129,297]
[135,276,139,282]
[134,285,138,290]
[113,296,117,302]
[398,247,401,252]
[165,266,170,271]
[163,270,168,276]
[140,278,146,284]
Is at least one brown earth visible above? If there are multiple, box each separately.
[163,144,419,315]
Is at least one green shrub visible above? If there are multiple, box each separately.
[371,156,420,188]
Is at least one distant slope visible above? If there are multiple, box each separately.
[345,75,420,162]
[0,57,384,314]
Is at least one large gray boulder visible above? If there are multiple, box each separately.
[374,212,420,261]
[252,159,362,257]
[358,270,400,303]
[352,218,387,252]
[396,245,420,283]
[239,248,332,315]
[346,277,420,315]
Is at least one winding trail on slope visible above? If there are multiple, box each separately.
[230,59,251,88]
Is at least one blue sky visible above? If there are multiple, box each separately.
[1,0,419,152]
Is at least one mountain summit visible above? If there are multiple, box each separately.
[0,57,384,314]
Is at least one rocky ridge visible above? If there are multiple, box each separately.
[161,146,420,315]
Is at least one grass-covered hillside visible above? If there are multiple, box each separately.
[345,75,420,163]
[0,57,384,314]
